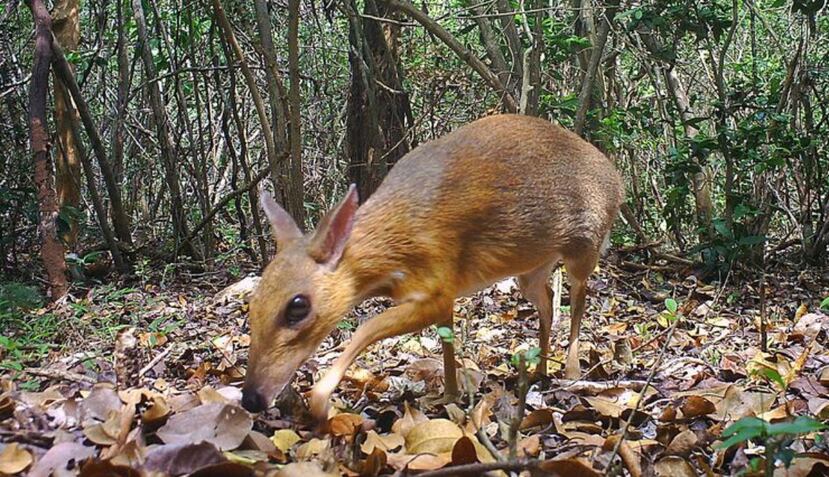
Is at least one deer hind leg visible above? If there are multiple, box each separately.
[517,260,557,377]
[563,248,599,380]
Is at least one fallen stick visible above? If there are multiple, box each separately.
[24,367,97,385]
[546,378,650,394]
[138,344,174,377]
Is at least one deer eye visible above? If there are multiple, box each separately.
[285,294,311,324]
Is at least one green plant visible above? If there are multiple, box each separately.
[436,326,454,344]
[511,347,541,368]
[716,416,827,476]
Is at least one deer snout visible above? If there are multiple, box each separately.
[241,386,267,413]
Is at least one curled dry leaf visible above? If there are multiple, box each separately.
[680,395,716,419]
[450,435,478,465]
[391,401,428,438]
[0,393,14,420]
[538,458,601,477]
[328,412,363,437]
[517,434,541,457]
[78,459,141,477]
[360,430,404,454]
[271,429,302,453]
[0,443,33,474]
[360,447,387,477]
[405,419,463,455]
[188,462,255,477]
[29,442,96,477]
[665,429,698,456]
[295,438,330,461]
[156,402,252,450]
[275,461,339,477]
[520,408,554,430]
[385,452,450,471]
[142,441,226,475]
[141,395,170,427]
[81,384,122,424]
[654,456,697,477]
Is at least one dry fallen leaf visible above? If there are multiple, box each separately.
[405,419,463,455]
[328,412,363,437]
[450,435,478,465]
[29,442,96,477]
[271,429,303,453]
[391,401,428,438]
[143,441,226,475]
[654,456,697,477]
[0,443,33,474]
[156,402,252,450]
[538,458,601,477]
[360,430,404,454]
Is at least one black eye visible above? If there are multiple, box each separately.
[285,294,311,324]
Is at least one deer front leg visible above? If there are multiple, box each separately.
[309,295,453,423]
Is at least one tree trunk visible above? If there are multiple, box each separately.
[286,0,306,225]
[131,0,197,258]
[574,0,619,136]
[27,0,68,300]
[51,0,81,249]
[51,38,133,250]
[345,0,412,200]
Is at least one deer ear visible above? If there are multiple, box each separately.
[308,184,359,267]
[260,186,302,246]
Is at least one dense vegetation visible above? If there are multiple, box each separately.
[1,1,828,475]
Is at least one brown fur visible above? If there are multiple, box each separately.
[243,114,623,420]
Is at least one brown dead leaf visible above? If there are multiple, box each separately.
[0,393,14,420]
[405,419,463,455]
[450,435,478,465]
[0,443,33,474]
[157,402,252,450]
[81,384,122,424]
[141,395,170,428]
[272,429,302,453]
[772,457,829,477]
[520,408,554,430]
[361,430,404,454]
[78,459,141,477]
[329,412,363,437]
[538,458,601,476]
[275,462,339,477]
[665,429,698,456]
[360,447,387,477]
[29,442,96,477]
[391,401,428,438]
[189,462,255,477]
[680,395,716,419]
[385,452,450,471]
[143,441,226,475]
[654,456,697,477]
[808,397,829,419]
[296,438,330,461]
[517,434,541,457]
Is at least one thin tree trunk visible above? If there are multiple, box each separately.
[131,0,197,258]
[51,38,133,248]
[51,0,81,249]
[27,0,68,300]
[57,86,127,271]
[211,0,295,235]
[382,0,518,112]
[286,0,306,226]
[574,0,619,136]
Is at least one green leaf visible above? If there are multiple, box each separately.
[665,298,678,314]
[525,347,541,365]
[715,417,767,449]
[437,326,454,343]
[820,296,829,310]
[766,416,827,436]
[758,367,787,390]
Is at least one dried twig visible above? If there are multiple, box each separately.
[403,458,545,477]
[24,367,97,385]
[138,343,174,377]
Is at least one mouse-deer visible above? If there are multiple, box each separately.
[241,114,624,421]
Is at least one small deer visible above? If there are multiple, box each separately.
[241,114,623,421]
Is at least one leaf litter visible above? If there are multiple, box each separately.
[1,260,828,476]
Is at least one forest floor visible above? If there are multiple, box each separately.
[1,252,829,476]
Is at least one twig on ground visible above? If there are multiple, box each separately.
[402,458,545,477]
[507,355,530,461]
[24,367,98,385]
[546,378,649,394]
[604,268,732,474]
[138,343,174,377]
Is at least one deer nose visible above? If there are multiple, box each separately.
[241,387,266,413]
